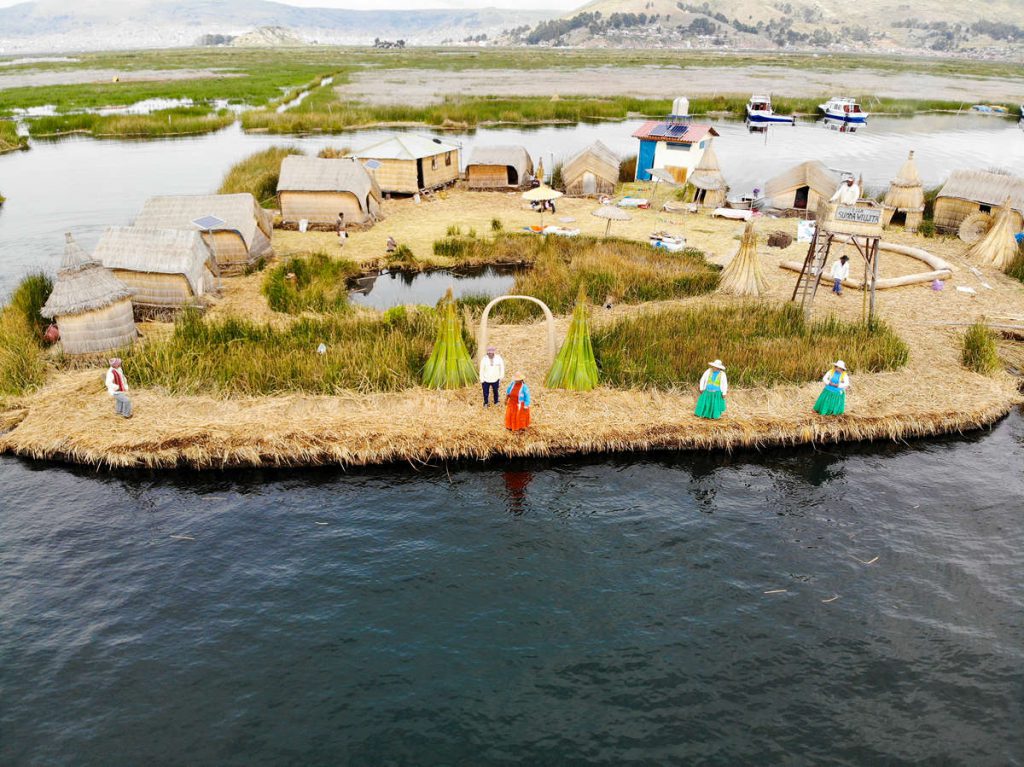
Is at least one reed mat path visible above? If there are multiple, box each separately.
[2,194,1022,470]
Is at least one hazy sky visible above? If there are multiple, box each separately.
[0,0,589,8]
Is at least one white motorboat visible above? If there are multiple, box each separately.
[745,94,795,124]
[819,97,869,123]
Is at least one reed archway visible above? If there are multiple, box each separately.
[478,295,557,363]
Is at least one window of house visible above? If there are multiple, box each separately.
[980,204,991,214]
[445,152,452,167]
[431,156,438,170]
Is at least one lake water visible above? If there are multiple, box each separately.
[2,412,1023,765]
[349,265,518,310]
[1,113,1022,294]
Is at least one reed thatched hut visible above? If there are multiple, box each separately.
[133,193,273,274]
[763,161,841,213]
[562,141,620,197]
[882,150,925,232]
[465,145,534,189]
[41,233,137,355]
[934,169,1024,233]
[686,142,728,209]
[353,134,460,195]
[94,227,218,309]
[277,156,382,226]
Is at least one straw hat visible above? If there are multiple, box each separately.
[833,360,847,370]
[708,360,725,370]
[513,371,525,380]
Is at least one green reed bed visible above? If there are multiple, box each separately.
[219,146,303,207]
[125,306,464,396]
[1005,246,1024,285]
[594,303,909,389]
[0,120,28,153]
[0,274,53,396]
[263,252,361,315]
[27,107,234,138]
[961,322,1001,376]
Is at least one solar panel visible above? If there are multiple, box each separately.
[668,124,690,136]
[647,124,672,138]
[191,215,225,230]
[363,159,382,170]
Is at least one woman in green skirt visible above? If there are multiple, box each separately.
[814,360,850,416]
[695,360,728,419]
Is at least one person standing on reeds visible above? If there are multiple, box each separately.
[831,255,850,296]
[695,360,727,420]
[814,360,850,416]
[505,372,531,431]
[480,345,505,407]
[105,358,132,419]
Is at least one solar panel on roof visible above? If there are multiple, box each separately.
[668,124,689,136]
[191,215,225,230]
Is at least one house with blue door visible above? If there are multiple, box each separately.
[633,119,719,184]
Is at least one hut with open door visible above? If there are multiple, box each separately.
[933,169,1024,234]
[133,193,273,275]
[562,141,620,197]
[882,150,925,232]
[686,141,728,209]
[762,161,841,214]
[353,134,460,195]
[94,227,218,311]
[277,155,382,226]
[41,233,137,355]
[465,145,534,190]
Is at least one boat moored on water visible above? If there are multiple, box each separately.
[745,94,796,124]
[819,97,869,123]
[822,116,860,133]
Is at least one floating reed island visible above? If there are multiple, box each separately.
[2,163,1023,469]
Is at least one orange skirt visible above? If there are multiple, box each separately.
[505,400,531,431]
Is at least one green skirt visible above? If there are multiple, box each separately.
[814,388,846,416]
[695,390,726,419]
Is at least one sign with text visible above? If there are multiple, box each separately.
[823,202,883,237]
[835,206,882,225]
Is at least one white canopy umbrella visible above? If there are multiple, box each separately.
[591,205,631,236]
[522,185,564,225]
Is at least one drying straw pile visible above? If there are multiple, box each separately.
[967,198,1019,271]
[545,291,599,391]
[422,289,477,389]
[717,221,769,297]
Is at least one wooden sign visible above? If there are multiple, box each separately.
[835,206,882,225]
[822,202,883,237]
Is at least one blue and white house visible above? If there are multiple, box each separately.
[632,97,719,184]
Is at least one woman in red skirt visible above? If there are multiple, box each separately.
[504,372,531,431]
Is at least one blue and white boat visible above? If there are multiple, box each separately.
[819,97,869,123]
[745,94,795,124]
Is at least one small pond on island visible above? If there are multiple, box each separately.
[348,264,520,311]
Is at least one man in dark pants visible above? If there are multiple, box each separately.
[478,345,505,407]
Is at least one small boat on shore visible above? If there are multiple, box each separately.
[745,95,795,124]
[819,97,869,123]
[970,104,1009,115]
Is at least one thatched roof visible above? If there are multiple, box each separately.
[133,193,272,250]
[938,169,1024,215]
[94,227,216,296]
[353,134,459,161]
[466,145,534,177]
[764,161,840,201]
[277,156,382,211]
[563,140,620,182]
[688,142,728,191]
[41,233,133,318]
[885,151,924,211]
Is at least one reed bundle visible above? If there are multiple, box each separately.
[966,198,1019,271]
[545,293,599,391]
[961,323,1001,375]
[422,290,477,390]
[717,221,768,297]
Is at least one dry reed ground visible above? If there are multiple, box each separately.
[3,189,1022,469]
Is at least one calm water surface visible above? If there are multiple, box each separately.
[2,412,1023,765]
[349,265,518,310]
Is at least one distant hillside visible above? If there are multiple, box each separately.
[506,0,1024,56]
[0,0,551,53]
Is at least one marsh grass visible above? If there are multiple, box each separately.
[0,273,54,395]
[263,252,360,314]
[961,322,1001,375]
[125,307,444,395]
[594,303,909,389]
[0,120,28,153]
[27,107,234,138]
[1005,246,1024,284]
[219,146,303,207]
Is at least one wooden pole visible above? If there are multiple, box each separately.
[862,251,869,323]
[868,237,879,323]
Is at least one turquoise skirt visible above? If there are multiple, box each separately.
[814,388,846,416]
[695,390,726,419]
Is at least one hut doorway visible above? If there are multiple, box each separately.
[507,167,519,186]
[890,210,907,227]
[416,159,425,190]
[478,295,557,364]
[794,186,810,209]
[582,172,597,196]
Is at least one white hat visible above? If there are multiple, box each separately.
[834,360,847,370]
[708,359,725,370]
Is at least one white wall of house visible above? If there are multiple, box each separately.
[653,140,708,174]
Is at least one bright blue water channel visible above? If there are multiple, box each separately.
[2,412,1023,765]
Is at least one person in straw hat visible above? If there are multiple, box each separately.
[505,372,531,431]
[105,358,132,419]
[695,360,727,420]
[814,361,850,416]
[479,345,505,408]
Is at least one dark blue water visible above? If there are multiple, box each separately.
[3,411,1023,766]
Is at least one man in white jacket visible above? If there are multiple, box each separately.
[479,346,505,407]
[831,255,851,296]
[105,358,132,418]
[830,177,860,206]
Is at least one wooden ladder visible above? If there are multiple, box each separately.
[791,229,834,315]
